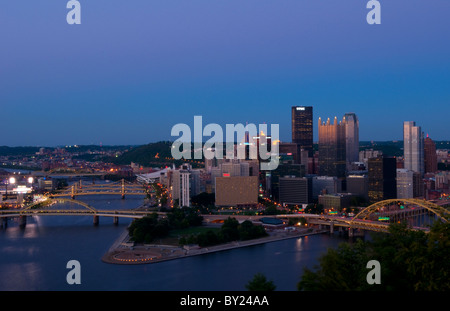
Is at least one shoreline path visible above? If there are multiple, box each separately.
[101,227,328,265]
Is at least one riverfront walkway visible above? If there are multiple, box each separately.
[101,227,328,265]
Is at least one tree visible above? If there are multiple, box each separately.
[297,221,450,291]
[128,213,170,243]
[245,273,276,291]
[220,217,240,242]
[238,220,267,241]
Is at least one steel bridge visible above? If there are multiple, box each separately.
[295,198,449,235]
[0,197,158,227]
[49,179,148,199]
[202,198,449,235]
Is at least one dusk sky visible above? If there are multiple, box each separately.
[1,1,449,146]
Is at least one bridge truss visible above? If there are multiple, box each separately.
[50,179,148,199]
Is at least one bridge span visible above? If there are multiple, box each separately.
[1,197,448,234]
[0,197,160,228]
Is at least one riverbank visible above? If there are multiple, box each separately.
[101,227,328,265]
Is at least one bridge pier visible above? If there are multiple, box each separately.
[1,217,6,229]
[113,216,119,225]
[93,215,99,226]
[329,223,334,234]
[19,215,27,228]
[348,227,354,237]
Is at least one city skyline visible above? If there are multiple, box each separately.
[1,1,449,146]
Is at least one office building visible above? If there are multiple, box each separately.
[347,174,368,200]
[318,193,353,211]
[424,135,438,173]
[396,169,414,199]
[215,176,258,208]
[278,176,311,206]
[343,113,359,167]
[403,121,424,175]
[267,162,305,202]
[368,156,397,203]
[312,176,341,200]
[318,116,346,178]
[292,106,313,156]
[171,165,191,207]
[359,149,382,170]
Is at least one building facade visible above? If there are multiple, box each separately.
[424,135,438,173]
[291,106,313,156]
[215,176,258,207]
[396,169,414,199]
[368,156,397,203]
[343,112,359,167]
[403,121,424,175]
[318,116,346,178]
[278,176,311,206]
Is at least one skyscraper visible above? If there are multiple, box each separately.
[403,121,424,175]
[343,112,359,167]
[368,156,397,203]
[424,134,438,173]
[291,106,313,156]
[318,116,346,178]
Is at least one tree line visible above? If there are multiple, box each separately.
[297,220,450,291]
[179,217,268,247]
[128,207,203,244]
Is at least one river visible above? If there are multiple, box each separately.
[0,193,349,291]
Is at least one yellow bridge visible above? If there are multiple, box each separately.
[1,196,448,233]
[50,179,147,199]
[0,197,160,227]
[286,198,449,235]
[203,198,449,235]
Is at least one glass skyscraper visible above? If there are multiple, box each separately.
[403,121,424,175]
[318,116,346,178]
[291,106,313,156]
[343,112,359,166]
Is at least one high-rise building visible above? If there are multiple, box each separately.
[267,162,305,202]
[312,176,341,200]
[343,113,359,167]
[424,135,438,173]
[368,156,397,203]
[318,116,346,178]
[347,174,368,200]
[403,121,424,175]
[215,176,258,208]
[278,176,311,206]
[292,106,313,156]
[172,167,191,207]
[396,169,414,199]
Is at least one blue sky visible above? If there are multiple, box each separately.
[0,0,449,146]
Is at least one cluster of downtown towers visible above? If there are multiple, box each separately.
[289,106,429,203]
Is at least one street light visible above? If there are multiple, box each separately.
[27,177,34,184]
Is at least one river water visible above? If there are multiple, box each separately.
[0,193,348,291]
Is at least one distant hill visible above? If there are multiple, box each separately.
[108,141,203,168]
[0,146,40,156]
[359,141,403,157]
